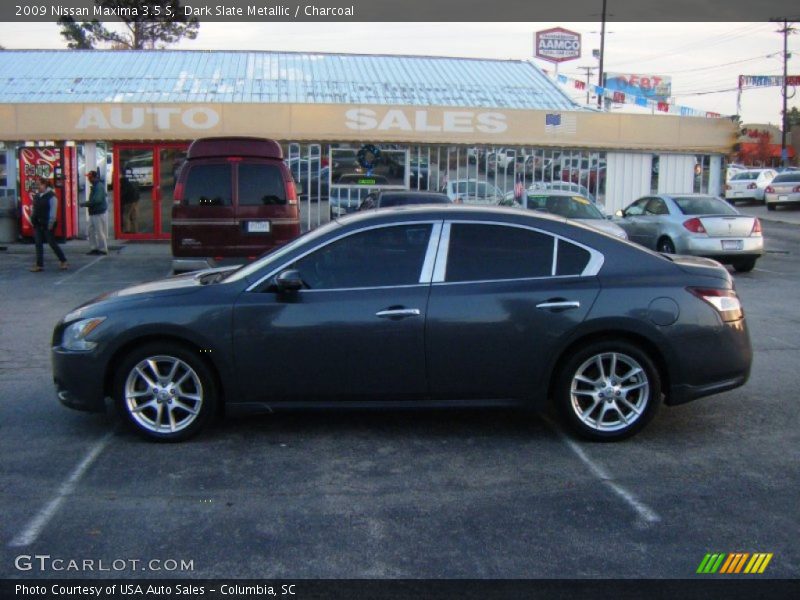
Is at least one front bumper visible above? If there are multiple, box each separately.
[52,346,107,413]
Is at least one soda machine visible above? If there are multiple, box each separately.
[18,146,78,240]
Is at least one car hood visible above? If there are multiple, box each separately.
[577,218,628,239]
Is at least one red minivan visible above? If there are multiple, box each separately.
[171,137,301,272]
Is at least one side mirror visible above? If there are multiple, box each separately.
[274,269,304,292]
[615,209,625,218]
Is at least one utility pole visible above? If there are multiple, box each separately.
[578,66,597,105]
[774,18,796,167]
[597,0,607,109]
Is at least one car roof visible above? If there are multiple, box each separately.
[525,189,587,198]
[377,191,448,198]
[336,204,567,226]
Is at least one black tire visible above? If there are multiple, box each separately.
[554,340,662,442]
[657,237,676,254]
[733,257,757,273]
[767,203,776,211]
[114,342,218,442]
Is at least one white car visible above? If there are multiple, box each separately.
[724,169,776,204]
[764,172,800,211]
[442,179,504,204]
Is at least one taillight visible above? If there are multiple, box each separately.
[765,186,775,193]
[747,183,757,190]
[751,218,762,236]
[688,288,743,322]
[173,181,184,204]
[794,186,800,193]
[286,180,298,205]
[724,184,731,190]
[683,218,706,234]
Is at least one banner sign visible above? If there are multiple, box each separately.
[604,73,672,101]
[739,75,800,88]
[535,28,581,63]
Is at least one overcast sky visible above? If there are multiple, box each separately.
[1,21,797,126]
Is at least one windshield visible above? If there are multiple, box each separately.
[455,181,497,197]
[222,220,341,283]
[673,196,738,216]
[526,194,604,219]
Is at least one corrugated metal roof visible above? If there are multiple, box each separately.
[0,50,581,110]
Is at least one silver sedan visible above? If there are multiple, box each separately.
[764,172,800,211]
[615,194,763,272]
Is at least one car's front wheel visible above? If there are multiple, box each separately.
[554,340,661,441]
[114,342,217,442]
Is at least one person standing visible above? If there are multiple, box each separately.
[29,177,68,272]
[120,174,140,233]
[81,169,109,255]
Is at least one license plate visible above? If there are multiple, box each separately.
[778,195,788,201]
[246,221,270,233]
[722,240,743,251]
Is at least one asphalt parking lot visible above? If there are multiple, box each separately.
[1,214,799,580]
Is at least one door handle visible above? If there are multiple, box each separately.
[375,308,421,319]
[536,300,580,311]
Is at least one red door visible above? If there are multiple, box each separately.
[114,143,188,240]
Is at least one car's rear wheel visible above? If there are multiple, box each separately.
[733,257,757,273]
[554,340,661,441]
[767,203,776,211]
[657,237,676,254]
[114,342,217,442]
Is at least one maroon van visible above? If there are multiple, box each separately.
[171,137,301,272]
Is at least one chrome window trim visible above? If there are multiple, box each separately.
[245,220,443,292]
[551,237,559,276]
[419,222,443,284]
[299,283,429,294]
[431,219,604,284]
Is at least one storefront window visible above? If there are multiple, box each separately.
[0,151,7,188]
[119,148,154,234]
[694,154,711,193]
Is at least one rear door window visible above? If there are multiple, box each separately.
[238,163,287,206]
[183,164,232,207]
[445,224,554,282]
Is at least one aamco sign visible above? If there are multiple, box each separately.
[536,27,581,63]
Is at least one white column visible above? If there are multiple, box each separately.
[709,155,723,197]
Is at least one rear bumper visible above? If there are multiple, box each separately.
[677,235,763,258]
[765,193,800,206]
[667,374,749,406]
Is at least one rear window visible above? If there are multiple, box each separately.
[771,173,800,183]
[732,172,759,180]
[183,164,231,207]
[673,196,737,216]
[238,163,287,206]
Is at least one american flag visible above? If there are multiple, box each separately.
[545,113,577,135]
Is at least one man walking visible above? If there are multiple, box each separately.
[29,177,68,272]
[82,169,109,255]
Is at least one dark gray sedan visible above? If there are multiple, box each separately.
[52,206,752,442]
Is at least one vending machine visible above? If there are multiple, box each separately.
[18,146,79,240]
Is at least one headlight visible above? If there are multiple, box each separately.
[62,317,106,351]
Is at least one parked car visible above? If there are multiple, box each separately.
[615,194,763,272]
[764,172,800,211]
[329,179,394,219]
[528,180,597,204]
[171,137,301,273]
[516,191,627,239]
[358,191,451,210]
[442,179,504,204]
[724,169,776,203]
[52,205,752,442]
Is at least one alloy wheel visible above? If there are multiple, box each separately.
[124,355,203,434]
[569,352,650,433]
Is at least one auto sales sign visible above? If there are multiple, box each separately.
[536,27,582,63]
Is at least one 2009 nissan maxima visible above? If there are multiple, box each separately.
[52,206,752,442]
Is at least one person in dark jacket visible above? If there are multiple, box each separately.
[81,170,108,255]
[29,177,68,272]
[119,174,140,233]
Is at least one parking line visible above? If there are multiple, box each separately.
[8,432,113,547]
[754,267,786,275]
[54,255,105,286]
[542,417,661,526]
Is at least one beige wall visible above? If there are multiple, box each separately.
[0,102,736,153]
